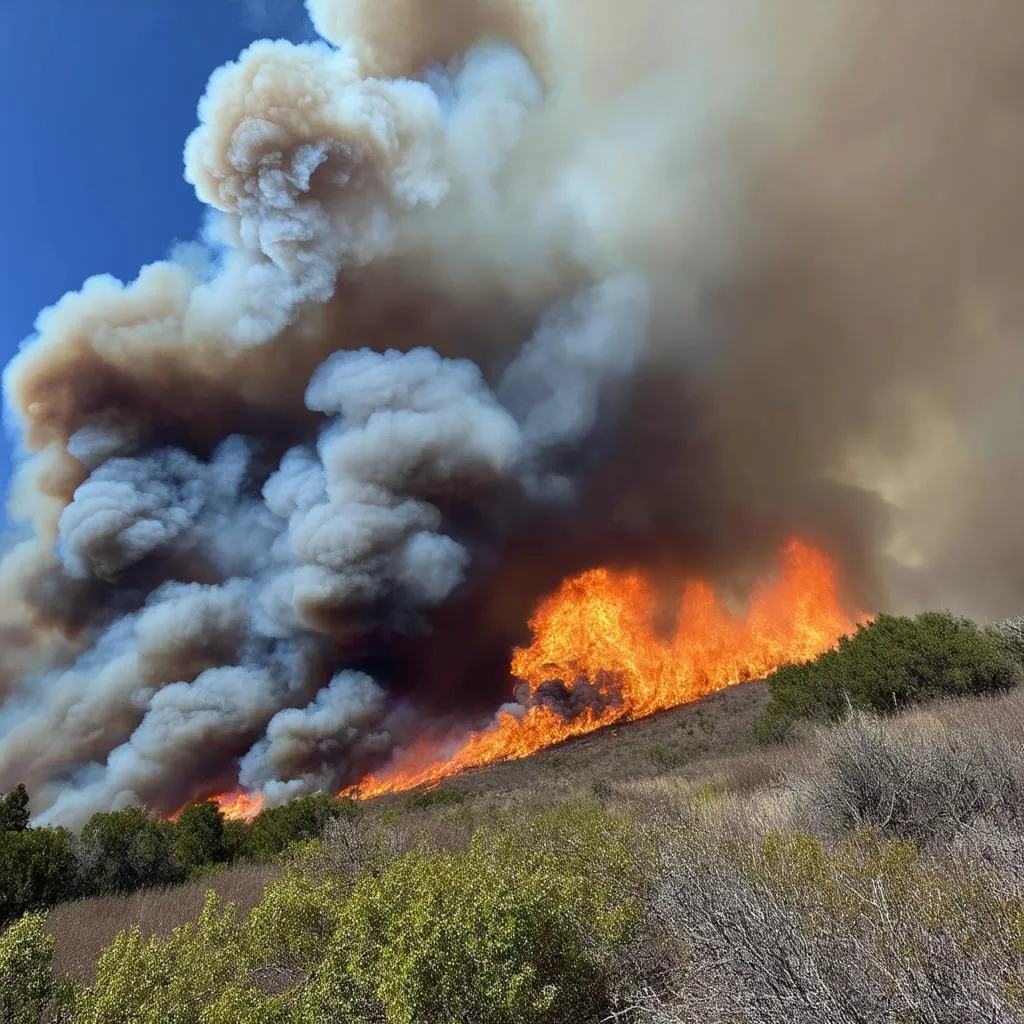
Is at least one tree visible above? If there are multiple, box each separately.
[80,807,182,896]
[0,828,81,925]
[0,785,30,833]
[243,794,358,862]
[174,801,228,873]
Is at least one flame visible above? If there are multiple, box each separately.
[343,539,865,799]
[212,790,264,822]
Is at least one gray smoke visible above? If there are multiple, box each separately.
[2,0,1024,824]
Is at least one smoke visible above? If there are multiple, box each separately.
[3,0,1024,823]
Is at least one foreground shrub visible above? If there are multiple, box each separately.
[0,914,55,1024]
[759,612,1021,738]
[74,893,280,1024]
[644,811,1024,1023]
[303,802,642,1024]
[278,801,644,1024]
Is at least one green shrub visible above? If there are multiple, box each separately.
[173,801,228,874]
[404,787,466,810]
[248,853,348,976]
[305,818,639,1023]
[243,794,359,862]
[79,807,182,895]
[0,827,81,925]
[759,612,1022,738]
[75,892,282,1024]
[0,914,55,1024]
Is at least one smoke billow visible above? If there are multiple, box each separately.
[3,0,1024,824]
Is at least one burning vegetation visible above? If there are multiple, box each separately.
[340,538,860,802]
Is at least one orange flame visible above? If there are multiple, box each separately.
[212,790,264,822]
[343,539,864,799]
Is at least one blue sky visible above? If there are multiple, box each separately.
[0,0,313,487]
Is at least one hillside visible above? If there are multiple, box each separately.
[9,611,1024,1022]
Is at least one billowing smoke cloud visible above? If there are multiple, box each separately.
[3,0,1024,824]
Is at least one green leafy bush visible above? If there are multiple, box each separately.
[759,612,1022,738]
[173,801,228,874]
[404,786,466,810]
[304,800,642,1024]
[75,893,281,1024]
[0,914,55,1024]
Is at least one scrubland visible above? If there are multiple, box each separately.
[4,612,1024,1022]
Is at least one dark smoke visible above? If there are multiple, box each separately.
[3,0,1024,824]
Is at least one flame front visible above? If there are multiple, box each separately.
[343,538,864,799]
[213,790,264,823]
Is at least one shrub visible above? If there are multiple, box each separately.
[79,807,182,895]
[305,808,641,1024]
[0,914,55,1024]
[243,794,359,862]
[0,827,81,925]
[74,892,281,1024]
[793,710,1024,846]
[646,810,1024,1023]
[759,612,1022,738]
[404,786,466,810]
[173,801,228,874]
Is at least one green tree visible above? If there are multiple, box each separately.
[243,794,358,862]
[0,828,81,925]
[0,785,30,833]
[174,802,227,874]
[80,807,182,896]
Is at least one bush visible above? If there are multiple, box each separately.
[0,827,81,925]
[173,801,228,874]
[404,787,466,810]
[304,802,642,1024]
[243,794,359,863]
[0,914,56,1024]
[792,708,1024,847]
[79,807,182,896]
[759,612,1022,738]
[75,892,280,1024]
[645,811,1024,1023]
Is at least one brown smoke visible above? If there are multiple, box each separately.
[2,0,1024,824]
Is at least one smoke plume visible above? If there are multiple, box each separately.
[3,0,1024,823]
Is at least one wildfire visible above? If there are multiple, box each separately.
[343,538,863,799]
[212,790,264,823]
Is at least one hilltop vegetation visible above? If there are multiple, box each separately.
[4,610,1024,1021]
[759,610,1024,738]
